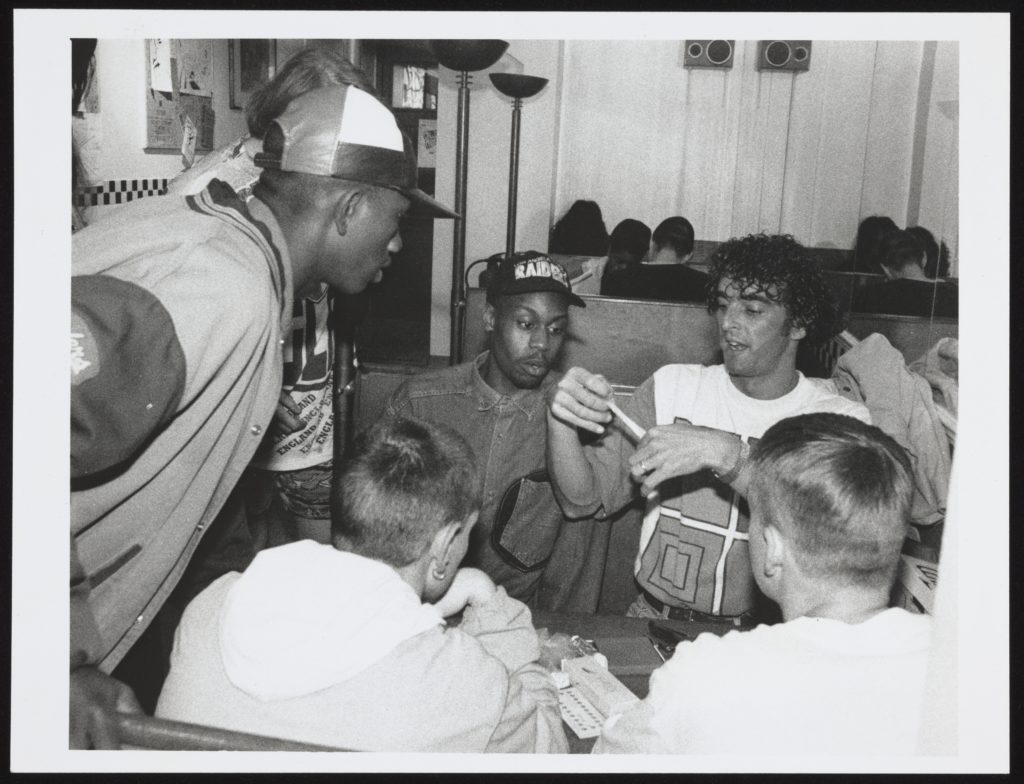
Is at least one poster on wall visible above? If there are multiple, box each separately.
[417,118,437,168]
[145,39,214,153]
[176,39,213,97]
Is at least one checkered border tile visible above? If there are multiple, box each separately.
[74,179,169,207]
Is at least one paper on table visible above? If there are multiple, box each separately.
[558,686,604,739]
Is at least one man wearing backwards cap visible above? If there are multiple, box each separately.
[69,84,456,748]
[385,251,603,612]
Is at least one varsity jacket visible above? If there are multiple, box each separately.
[70,180,291,671]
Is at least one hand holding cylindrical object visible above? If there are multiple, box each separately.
[606,398,646,441]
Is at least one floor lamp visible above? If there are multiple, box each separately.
[429,39,508,365]
[489,73,549,260]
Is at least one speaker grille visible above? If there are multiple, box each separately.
[764,41,791,67]
[707,39,732,65]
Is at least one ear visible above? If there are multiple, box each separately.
[429,520,462,571]
[332,186,367,238]
[788,320,807,341]
[483,302,497,334]
[763,523,785,579]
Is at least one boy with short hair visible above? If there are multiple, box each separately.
[593,413,933,755]
[156,417,567,753]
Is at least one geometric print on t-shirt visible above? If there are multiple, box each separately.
[636,431,760,616]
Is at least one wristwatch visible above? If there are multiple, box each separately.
[713,437,750,485]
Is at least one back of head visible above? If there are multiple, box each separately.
[608,219,652,262]
[854,215,898,274]
[906,226,940,279]
[877,229,925,277]
[706,233,840,345]
[331,417,480,568]
[652,216,695,259]
[246,46,377,139]
[549,200,609,256]
[748,413,913,590]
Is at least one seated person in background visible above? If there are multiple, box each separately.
[549,199,609,257]
[907,224,951,280]
[385,252,603,613]
[852,229,958,318]
[594,413,932,755]
[599,218,653,295]
[612,216,709,302]
[853,214,898,275]
[548,234,871,624]
[155,417,568,754]
[648,216,696,265]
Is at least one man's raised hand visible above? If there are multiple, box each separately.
[547,367,614,434]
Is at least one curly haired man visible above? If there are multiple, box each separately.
[547,233,871,623]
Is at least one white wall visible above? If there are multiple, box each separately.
[553,40,957,254]
[916,41,959,276]
[84,39,249,183]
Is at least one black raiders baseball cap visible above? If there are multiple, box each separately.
[486,250,585,307]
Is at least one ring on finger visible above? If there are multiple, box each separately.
[640,459,647,473]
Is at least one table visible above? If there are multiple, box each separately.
[532,612,749,753]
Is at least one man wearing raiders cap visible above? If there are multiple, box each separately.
[69,84,456,747]
[384,251,602,612]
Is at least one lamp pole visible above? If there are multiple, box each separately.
[489,73,548,261]
[449,70,472,363]
[504,94,523,260]
[429,39,509,366]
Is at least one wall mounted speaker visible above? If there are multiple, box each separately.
[756,40,812,72]
[684,40,735,69]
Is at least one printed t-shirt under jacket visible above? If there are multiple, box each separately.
[583,364,871,617]
[250,284,334,473]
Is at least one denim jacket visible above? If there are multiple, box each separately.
[384,353,580,607]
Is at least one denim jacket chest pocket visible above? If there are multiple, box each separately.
[490,469,563,572]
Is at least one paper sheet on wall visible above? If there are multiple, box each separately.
[149,38,173,93]
[72,113,103,186]
[176,39,213,97]
[417,119,437,168]
[180,113,198,167]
